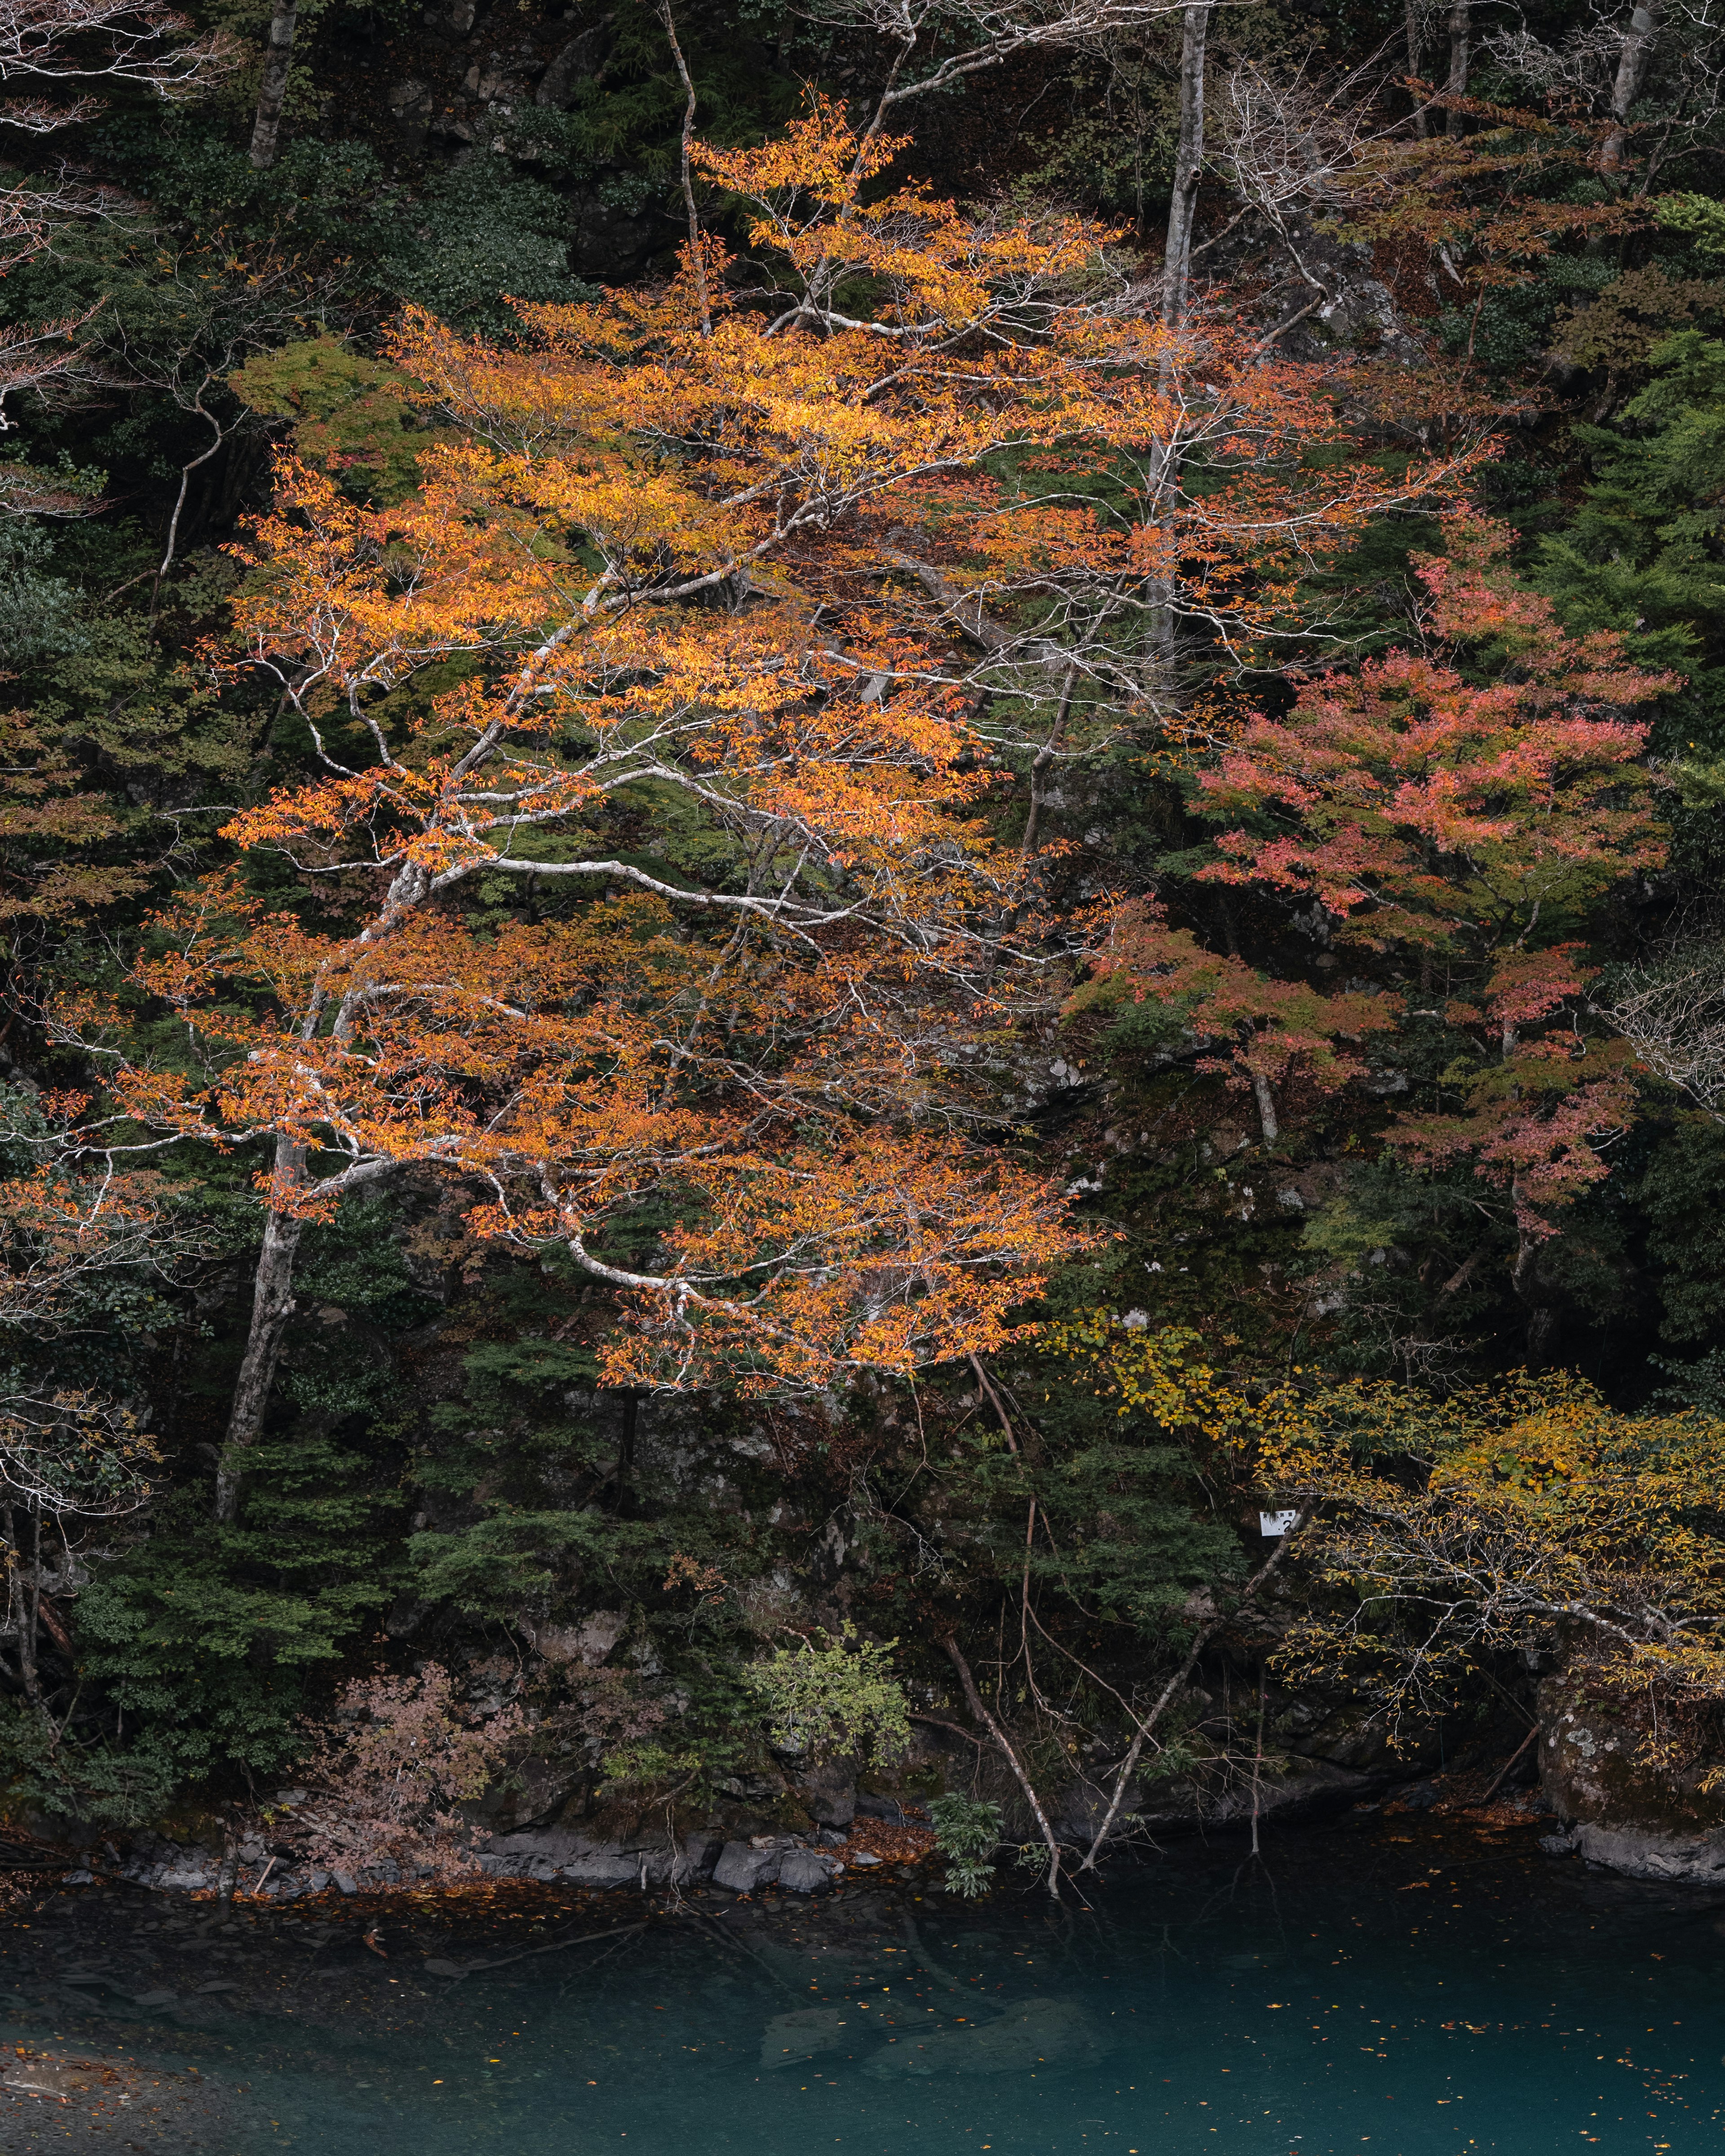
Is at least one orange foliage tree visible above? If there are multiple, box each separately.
[59,102,1486,1520]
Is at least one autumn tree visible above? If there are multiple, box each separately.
[53,100,1485,1525]
[296,1663,526,1882]
[1333,93,1643,333]
[1265,1370,1725,1783]
[1079,519,1672,1345]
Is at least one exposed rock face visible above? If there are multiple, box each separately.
[710,1836,840,1895]
[799,1757,858,1829]
[1540,1670,1725,1882]
[535,15,612,107]
[712,1839,778,1892]
[478,1825,721,1887]
[777,1848,836,1894]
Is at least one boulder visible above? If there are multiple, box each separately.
[1059,1756,1379,1842]
[861,1998,1110,2080]
[798,1758,857,1829]
[534,17,613,109]
[477,1825,717,1886]
[712,1840,781,1893]
[761,2006,850,2069]
[1539,1667,1725,1881]
[775,1849,835,1895]
[1568,1823,1725,1881]
[854,1793,924,1823]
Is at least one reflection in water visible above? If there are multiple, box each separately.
[3,1811,1723,2153]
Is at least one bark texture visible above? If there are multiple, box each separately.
[1162,1,1212,331]
[248,0,301,171]
[1602,0,1662,172]
[1445,0,1468,130]
[1405,0,1429,135]
[215,1174,305,1523]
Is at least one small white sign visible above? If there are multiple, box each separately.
[1259,1510,1300,1537]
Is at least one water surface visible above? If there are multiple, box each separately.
[2,1811,1721,2154]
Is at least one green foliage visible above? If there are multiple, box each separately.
[85,129,389,265]
[1534,331,1725,750]
[1640,1119,1725,1346]
[410,1328,646,1615]
[1020,1365,1246,1634]
[0,521,96,667]
[372,158,599,333]
[1654,194,1725,258]
[0,1698,177,1828]
[927,1793,1003,1898]
[228,336,437,505]
[739,1627,910,1765]
[74,1421,401,1785]
[600,1741,703,1797]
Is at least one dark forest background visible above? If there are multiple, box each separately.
[2,0,1723,1844]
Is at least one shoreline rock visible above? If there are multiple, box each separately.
[1538,1667,1725,1884]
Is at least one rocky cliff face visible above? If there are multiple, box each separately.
[1539,1667,1725,1882]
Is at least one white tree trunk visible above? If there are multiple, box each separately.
[215,1146,305,1523]
[1162,1,1212,332]
[1251,1069,1279,1145]
[1602,0,1662,172]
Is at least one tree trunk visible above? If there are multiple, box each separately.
[1444,0,1468,131]
[1405,0,1429,136]
[1143,3,1211,676]
[942,1635,1064,1899]
[216,1173,305,1524]
[1510,1195,1560,1368]
[1479,1723,1539,1801]
[1020,669,1075,863]
[659,2,711,333]
[1162,1,1212,333]
[17,1508,38,1707]
[215,1813,241,1922]
[1080,1532,1295,1869]
[248,0,301,171]
[1601,0,1662,173]
[1250,1069,1279,1145]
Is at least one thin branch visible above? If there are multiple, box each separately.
[659,0,710,336]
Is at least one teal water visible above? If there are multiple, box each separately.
[5,1813,1723,2154]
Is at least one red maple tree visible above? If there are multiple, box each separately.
[1082,517,1672,1243]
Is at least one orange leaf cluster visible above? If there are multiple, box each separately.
[75,99,1495,1391]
